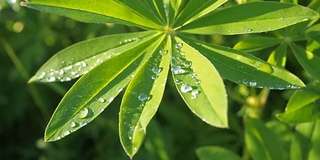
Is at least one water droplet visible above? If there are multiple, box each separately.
[63,130,70,136]
[108,97,114,103]
[172,65,185,74]
[280,17,284,20]
[98,97,106,103]
[80,122,87,127]
[152,66,162,74]
[278,85,284,90]
[78,108,88,119]
[56,136,61,140]
[258,63,274,74]
[159,49,168,55]
[128,126,135,140]
[151,75,158,80]
[183,61,192,67]
[291,84,300,89]
[47,77,56,82]
[70,71,77,76]
[70,122,77,128]
[175,43,183,50]
[246,28,252,32]
[249,81,257,87]
[191,90,199,99]
[117,88,123,93]
[242,79,248,85]
[64,65,73,70]
[138,93,148,101]
[181,84,192,93]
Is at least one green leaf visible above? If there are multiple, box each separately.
[244,117,284,160]
[290,121,320,160]
[233,36,282,52]
[174,0,227,27]
[144,119,170,160]
[196,146,241,160]
[180,2,319,35]
[171,37,228,128]
[44,36,159,142]
[119,36,170,158]
[267,42,287,67]
[29,31,158,83]
[290,43,320,80]
[179,34,305,90]
[276,81,320,123]
[21,0,161,29]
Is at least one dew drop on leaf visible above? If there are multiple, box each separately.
[249,81,257,87]
[151,75,158,80]
[175,43,183,50]
[70,121,77,128]
[47,77,56,82]
[63,130,70,136]
[152,66,162,74]
[246,28,252,32]
[138,93,148,101]
[78,108,89,119]
[258,63,274,74]
[98,97,106,103]
[180,84,193,93]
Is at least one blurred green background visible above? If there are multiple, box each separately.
[1,1,310,160]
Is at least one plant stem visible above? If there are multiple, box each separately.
[1,37,50,119]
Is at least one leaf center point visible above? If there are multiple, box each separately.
[163,25,175,36]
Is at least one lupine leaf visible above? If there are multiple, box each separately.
[234,36,282,52]
[21,0,162,29]
[180,2,319,35]
[171,37,228,128]
[179,34,305,90]
[245,117,284,160]
[196,146,241,160]
[277,81,320,123]
[119,35,169,157]
[290,43,320,80]
[29,31,158,83]
[44,36,159,142]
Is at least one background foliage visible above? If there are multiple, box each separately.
[1,0,319,160]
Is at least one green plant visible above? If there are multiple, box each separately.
[23,0,319,158]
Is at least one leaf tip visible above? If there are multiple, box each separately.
[28,76,37,83]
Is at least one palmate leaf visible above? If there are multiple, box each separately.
[180,2,319,35]
[119,36,169,158]
[44,34,161,141]
[277,81,320,123]
[179,34,305,90]
[28,31,158,83]
[171,37,228,128]
[21,0,162,29]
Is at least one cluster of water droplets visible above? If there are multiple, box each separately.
[234,57,301,90]
[171,42,201,99]
[34,37,143,83]
[119,37,141,45]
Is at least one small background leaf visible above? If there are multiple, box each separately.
[290,42,320,80]
[277,81,320,123]
[234,36,282,52]
[244,117,284,160]
[196,146,241,160]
